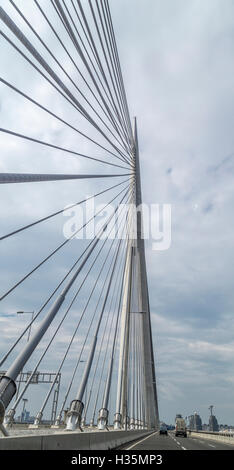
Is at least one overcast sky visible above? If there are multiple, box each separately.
[1,0,234,426]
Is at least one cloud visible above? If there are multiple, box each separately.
[0,0,234,426]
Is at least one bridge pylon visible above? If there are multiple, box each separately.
[114,118,159,430]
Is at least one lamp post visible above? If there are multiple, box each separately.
[17,311,34,342]
[21,398,28,423]
[14,311,34,403]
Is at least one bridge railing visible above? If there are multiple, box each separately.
[0,429,153,451]
[187,429,234,444]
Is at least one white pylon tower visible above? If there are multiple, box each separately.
[114,118,159,430]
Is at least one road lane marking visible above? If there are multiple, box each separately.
[125,431,158,450]
[208,444,216,448]
[168,433,186,450]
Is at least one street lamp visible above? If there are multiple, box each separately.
[17,311,34,342]
[14,311,34,403]
[21,398,28,423]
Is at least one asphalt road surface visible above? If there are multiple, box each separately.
[122,431,234,451]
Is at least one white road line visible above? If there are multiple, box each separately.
[169,433,186,450]
[125,431,158,450]
[208,444,216,448]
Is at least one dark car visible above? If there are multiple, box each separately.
[159,423,168,435]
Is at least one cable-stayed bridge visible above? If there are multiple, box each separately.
[0,0,159,448]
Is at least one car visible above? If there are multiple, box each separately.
[159,423,168,435]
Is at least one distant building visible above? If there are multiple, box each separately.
[20,409,29,422]
[189,413,202,430]
[208,405,219,432]
[17,409,35,424]
[209,414,219,432]
[219,424,234,432]
[167,424,175,430]
[202,423,209,431]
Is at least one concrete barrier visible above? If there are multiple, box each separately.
[0,429,153,450]
[189,430,234,446]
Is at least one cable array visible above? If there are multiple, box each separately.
[0,1,159,433]
[0,0,135,429]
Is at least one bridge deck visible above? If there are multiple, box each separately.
[121,431,234,451]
